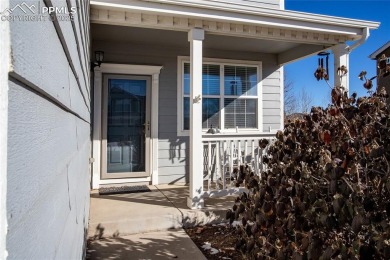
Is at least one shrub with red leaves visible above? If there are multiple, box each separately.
[228,82,390,259]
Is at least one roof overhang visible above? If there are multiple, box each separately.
[369,41,390,59]
[90,0,380,64]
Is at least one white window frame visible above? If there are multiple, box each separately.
[177,56,263,136]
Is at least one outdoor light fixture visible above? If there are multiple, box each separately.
[91,51,104,70]
[206,125,221,134]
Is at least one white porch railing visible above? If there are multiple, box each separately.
[201,134,275,198]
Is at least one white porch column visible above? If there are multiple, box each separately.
[151,73,160,185]
[187,28,205,209]
[92,67,102,190]
[332,44,350,92]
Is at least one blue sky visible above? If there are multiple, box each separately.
[284,0,390,107]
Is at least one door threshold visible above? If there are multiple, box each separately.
[98,177,152,188]
[99,184,152,195]
[99,181,151,189]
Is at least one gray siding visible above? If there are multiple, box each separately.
[7,0,90,259]
[0,0,9,258]
[263,69,282,131]
[92,26,281,184]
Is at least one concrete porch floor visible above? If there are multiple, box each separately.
[88,184,236,239]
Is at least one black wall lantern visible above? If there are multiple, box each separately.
[91,51,104,70]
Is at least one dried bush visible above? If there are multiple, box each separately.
[228,76,390,259]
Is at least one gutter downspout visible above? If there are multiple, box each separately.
[346,27,370,53]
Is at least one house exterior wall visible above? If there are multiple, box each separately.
[375,48,390,101]
[6,0,90,259]
[93,36,282,184]
[0,0,10,258]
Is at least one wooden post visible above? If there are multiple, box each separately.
[187,28,205,209]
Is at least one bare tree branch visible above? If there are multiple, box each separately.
[284,74,297,116]
[299,88,313,114]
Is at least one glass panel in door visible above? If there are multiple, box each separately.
[102,76,150,178]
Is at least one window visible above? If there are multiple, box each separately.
[224,65,258,129]
[179,57,261,135]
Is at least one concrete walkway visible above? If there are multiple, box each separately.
[87,184,236,259]
[87,229,206,260]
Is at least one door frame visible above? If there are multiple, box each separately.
[92,64,162,189]
[101,74,151,179]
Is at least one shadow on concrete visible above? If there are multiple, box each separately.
[86,229,206,260]
[90,190,174,208]
[92,224,106,240]
[155,185,236,211]
[90,185,235,211]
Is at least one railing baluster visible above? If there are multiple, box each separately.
[208,142,211,191]
[238,140,242,168]
[251,140,255,172]
[229,140,234,187]
[244,140,248,164]
[203,143,206,189]
[259,147,263,177]
[223,141,227,190]
[216,142,220,190]
[255,144,260,177]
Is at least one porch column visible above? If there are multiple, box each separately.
[187,28,205,209]
[332,44,350,92]
[92,66,102,190]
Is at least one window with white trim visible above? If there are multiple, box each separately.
[178,58,261,135]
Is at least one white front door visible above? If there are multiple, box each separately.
[101,74,151,179]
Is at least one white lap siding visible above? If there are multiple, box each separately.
[262,68,282,131]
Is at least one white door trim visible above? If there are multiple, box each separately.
[92,63,162,189]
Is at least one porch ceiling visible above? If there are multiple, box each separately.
[92,23,302,54]
[90,0,379,65]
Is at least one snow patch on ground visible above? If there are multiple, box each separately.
[231,221,241,227]
[202,242,220,255]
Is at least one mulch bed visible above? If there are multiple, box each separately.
[185,224,242,260]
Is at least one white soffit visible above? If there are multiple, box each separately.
[90,0,379,38]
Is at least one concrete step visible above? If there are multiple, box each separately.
[88,187,182,239]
